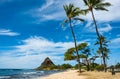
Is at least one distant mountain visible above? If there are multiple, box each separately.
[36,57,56,70]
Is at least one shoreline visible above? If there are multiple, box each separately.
[34,69,86,79]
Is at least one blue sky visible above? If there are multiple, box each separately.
[0,0,120,69]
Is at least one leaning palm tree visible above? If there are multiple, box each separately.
[64,43,88,72]
[83,0,111,72]
[63,4,84,73]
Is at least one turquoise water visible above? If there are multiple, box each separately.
[0,69,60,79]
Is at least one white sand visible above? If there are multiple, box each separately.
[35,70,86,79]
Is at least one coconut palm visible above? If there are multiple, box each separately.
[83,0,111,72]
[95,35,110,71]
[63,4,84,73]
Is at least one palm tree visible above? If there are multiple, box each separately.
[95,35,110,71]
[63,4,84,73]
[82,47,91,71]
[83,0,111,72]
[64,43,90,71]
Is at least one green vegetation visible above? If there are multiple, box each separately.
[95,64,104,71]
[64,42,93,71]
[89,56,99,71]
[74,63,106,71]
[48,64,73,70]
[115,63,120,69]
[61,64,73,70]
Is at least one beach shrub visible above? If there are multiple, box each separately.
[74,64,86,70]
[61,64,73,70]
[89,63,99,71]
[74,64,78,69]
[95,65,104,71]
[115,63,120,69]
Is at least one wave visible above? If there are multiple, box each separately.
[0,76,10,79]
[0,69,60,79]
[23,72,37,75]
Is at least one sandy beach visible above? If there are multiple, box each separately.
[84,71,120,79]
[34,70,120,79]
[35,70,86,79]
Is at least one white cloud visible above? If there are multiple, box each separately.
[0,55,76,69]
[110,38,120,49]
[0,36,88,68]
[38,0,54,12]
[111,38,120,43]
[0,29,20,36]
[15,36,74,54]
[85,23,112,34]
[29,0,83,22]
[85,21,93,28]
[99,24,112,33]
[29,0,120,22]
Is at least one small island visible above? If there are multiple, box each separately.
[36,57,56,70]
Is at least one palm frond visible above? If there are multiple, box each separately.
[83,0,88,6]
[62,19,69,27]
[95,6,108,11]
[69,3,74,15]
[78,9,86,15]
[72,7,83,17]
[66,47,75,54]
[82,9,90,15]
[72,7,79,13]
[63,5,68,13]
[73,17,84,22]
[91,0,96,6]
[77,43,88,50]
[97,2,111,7]
[64,54,76,61]
[63,3,82,19]
[83,0,111,12]
[103,43,108,47]
[79,54,87,58]
[94,41,99,45]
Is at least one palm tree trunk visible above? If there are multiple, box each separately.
[86,58,90,71]
[91,10,106,72]
[92,60,95,71]
[69,19,81,73]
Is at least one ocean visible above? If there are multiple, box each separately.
[0,69,60,79]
